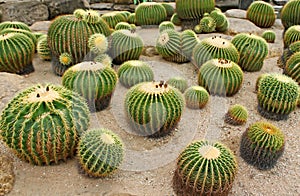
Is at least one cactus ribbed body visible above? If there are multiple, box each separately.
[118,60,154,88]
[77,129,124,177]
[171,13,181,26]
[280,0,300,29]
[0,33,35,74]
[0,21,31,31]
[62,61,117,111]
[108,29,144,64]
[135,2,167,26]
[94,54,112,67]
[193,36,239,69]
[174,140,237,196]
[167,77,188,93]
[284,52,300,84]
[283,25,300,48]
[257,73,299,120]
[128,13,136,24]
[198,59,244,96]
[101,12,127,29]
[0,84,90,165]
[231,33,268,72]
[37,35,51,61]
[117,11,131,21]
[210,10,229,32]
[262,30,276,43]
[0,28,37,46]
[115,22,132,30]
[161,3,175,18]
[181,29,199,60]
[240,121,285,170]
[225,104,248,125]
[246,1,276,28]
[199,14,216,33]
[159,21,175,33]
[278,41,300,68]
[184,86,209,109]
[125,81,184,137]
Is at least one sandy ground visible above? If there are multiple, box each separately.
[0,22,299,196]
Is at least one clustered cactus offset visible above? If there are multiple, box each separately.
[37,35,51,61]
[283,52,300,84]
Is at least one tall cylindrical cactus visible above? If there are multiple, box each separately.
[135,2,167,26]
[0,84,90,165]
[124,81,185,137]
[246,1,276,28]
[280,0,300,30]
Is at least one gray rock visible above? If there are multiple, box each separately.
[225,9,247,19]
[227,18,263,35]
[113,4,135,11]
[90,3,113,10]
[114,0,133,4]
[30,20,51,32]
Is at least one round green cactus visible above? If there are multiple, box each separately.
[231,33,268,72]
[108,29,144,64]
[170,13,182,26]
[280,0,300,29]
[199,13,216,33]
[37,35,51,61]
[225,104,248,125]
[125,81,185,137]
[161,3,175,18]
[193,25,202,34]
[115,22,132,31]
[0,28,37,46]
[262,30,276,43]
[88,33,108,54]
[0,21,31,32]
[94,53,112,67]
[0,84,90,165]
[193,36,240,69]
[209,9,229,32]
[198,58,244,96]
[84,9,102,24]
[277,40,300,68]
[117,11,131,21]
[174,140,237,196]
[101,12,127,29]
[128,13,136,25]
[77,128,124,177]
[0,32,35,74]
[184,85,209,109]
[283,25,300,48]
[257,73,299,120]
[181,29,199,60]
[246,1,276,28]
[159,21,175,33]
[167,76,188,93]
[135,2,167,26]
[117,60,154,88]
[62,61,118,111]
[240,121,285,170]
[284,52,300,84]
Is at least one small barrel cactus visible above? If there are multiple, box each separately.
[88,33,108,55]
[0,21,31,31]
[128,13,136,24]
[94,53,112,67]
[108,29,144,64]
[174,140,237,196]
[283,25,300,48]
[257,73,299,120]
[284,52,300,84]
[117,60,154,88]
[135,2,167,26]
[77,128,124,177]
[231,33,268,72]
[184,86,209,109]
[193,36,240,69]
[0,32,35,74]
[225,104,248,125]
[167,76,188,93]
[280,0,300,30]
[170,13,182,26]
[181,29,199,60]
[262,30,276,43]
[115,22,132,30]
[199,13,216,33]
[246,1,276,28]
[62,61,118,111]
[125,81,185,137]
[159,21,175,33]
[161,3,175,18]
[37,35,51,61]
[0,84,90,165]
[210,9,229,32]
[198,58,244,96]
[240,121,285,170]
[101,12,127,29]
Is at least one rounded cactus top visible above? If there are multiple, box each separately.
[83,9,101,24]
[138,81,172,94]
[203,36,233,49]
[88,33,108,54]
[0,21,31,31]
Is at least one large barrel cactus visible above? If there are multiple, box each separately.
[231,33,268,72]
[0,84,90,165]
[125,81,185,137]
[246,1,276,28]
[77,128,124,177]
[280,0,300,30]
[174,140,237,196]
[283,25,300,48]
[184,86,209,109]
[257,73,299,120]
[284,52,300,84]
[0,32,35,74]
[198,58,244,96]
[193,36,240,69]
[62,61,118,112]
[135,2,167,26]
[240,121,285,170]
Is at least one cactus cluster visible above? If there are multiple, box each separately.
[0,84,90,165]
[94,53,112,66]
[257,73,299,120]
[167,76,188,93]
[246,1,276,28]
[283,25,300,48]
[77,128,124,177]
[198,13,216,33]
[135,2,167,26]
[174,140,237,196]
[62,61,118,111]
[262,30,276,43]
[184,86,209,109]
[88,33,108,55]
[284,52,300,84]
[225,104,248,125]
[240,121,285,170]
[125,81,184,137]
[198,58,244,96]
[37,35,51,61]
[280,0,300,30]
[209,9,229,32]
[101,12,127,29]
[231,33,268,72]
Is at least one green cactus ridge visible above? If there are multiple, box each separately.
[284,52,300,84]
[159,21,175,33]
[135,2,167,26]
[199,15,216,33]
[101,12,127,29]
[240,121,285,170]
[84,9,102,24]
[125,81,185,137]
[74,9,86,20]
[209,10,228,31]
[280,0,300,29]
[62,61,118,112]
[161,3,175,17]
[257,73,299,120]
[193,36,240,69]
[225,104,248,125]
[262,30,276,43]
[283,25,300,48]
[0,21,31,32]
[128,13,136,24]
[0,28,37,46]
[184,86,209,109]
[193,25,202,34]
[278,41,300,68]
[34,32,46,41]
[174,140,237,196]
[77,128,124,177]
[117,60,154,88]
[167,77,188,93]
[117,11,131,21]
[246,1,276,28]
[0,33,35,74]
[88,33,108,54]
[198,58,244,96]
[115,22,132,31]
[0,84,90,165]
[231,33,268,72]
[94,54,112,67]
[170,13,182,26]
[37,35,51,61]
[181,29,199,59]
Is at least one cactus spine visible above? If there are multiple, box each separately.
[184,86,209,109]
[135,2,167,26]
